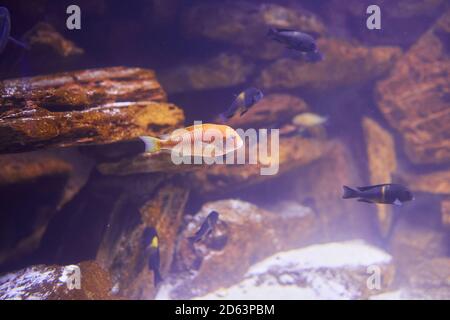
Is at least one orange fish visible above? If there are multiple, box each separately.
[140,123,243,158]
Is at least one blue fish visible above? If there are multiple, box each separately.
[188,211,219,243]
[267,28,323,63]
[0,7,29,54]
[220,87,264,121]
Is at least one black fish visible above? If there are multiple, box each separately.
[220,87,263,121]
[267,28,323,62]
[342,184,414,206]
[0,7,28,54]
[188,211,219,243]
[142,227,163,286]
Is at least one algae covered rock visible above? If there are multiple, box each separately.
[289,141,376,242]
[191,136,330,196]
[221,93,309,129]
[159,53,254,94]
[41,172,189,300]
[0,261,114,300]
[194,241,395,300]
[376,10,450,164]
[182,2,326,47]
[164,199,318,299]
[396,169,450,195]
[0,67,184,153]
[257,38,401,91]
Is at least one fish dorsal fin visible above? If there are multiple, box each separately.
[357,184,390,191]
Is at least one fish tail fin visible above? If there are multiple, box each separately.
[153,269,163,286]
[342,185,359,199]
[140,136,162,153]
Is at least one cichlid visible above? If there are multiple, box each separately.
[142,227,163,286]
[140,123,244,158]
[220,87,264,121]
[188,211,219,243]
[267,28,323,62]
[342,184,414,206]
[292,112,328,130]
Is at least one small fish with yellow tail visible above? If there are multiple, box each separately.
[140,123,243,158]
[342,184,414,206]
[142,227,163,286]
[188,211,219,243]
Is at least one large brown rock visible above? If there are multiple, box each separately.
[165,199,318,299]
[159,53,254,94]
[396,169,450,195]
[194,241,395,300]
[42,172,189,300]
[191,136,331,196]
[222,94,309,129]
[289,141,376,241]
[376,10,450,164]
[0,261,114,300]
[0,67,184,153]
[96,181,189,300]
[257,38,402,91]
[182,2,326,47]
[181,2,327,61]
[362,117,397,238]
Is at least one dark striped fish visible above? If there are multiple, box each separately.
[342,184,414,206]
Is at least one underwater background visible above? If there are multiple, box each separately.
[0,0,449,299]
